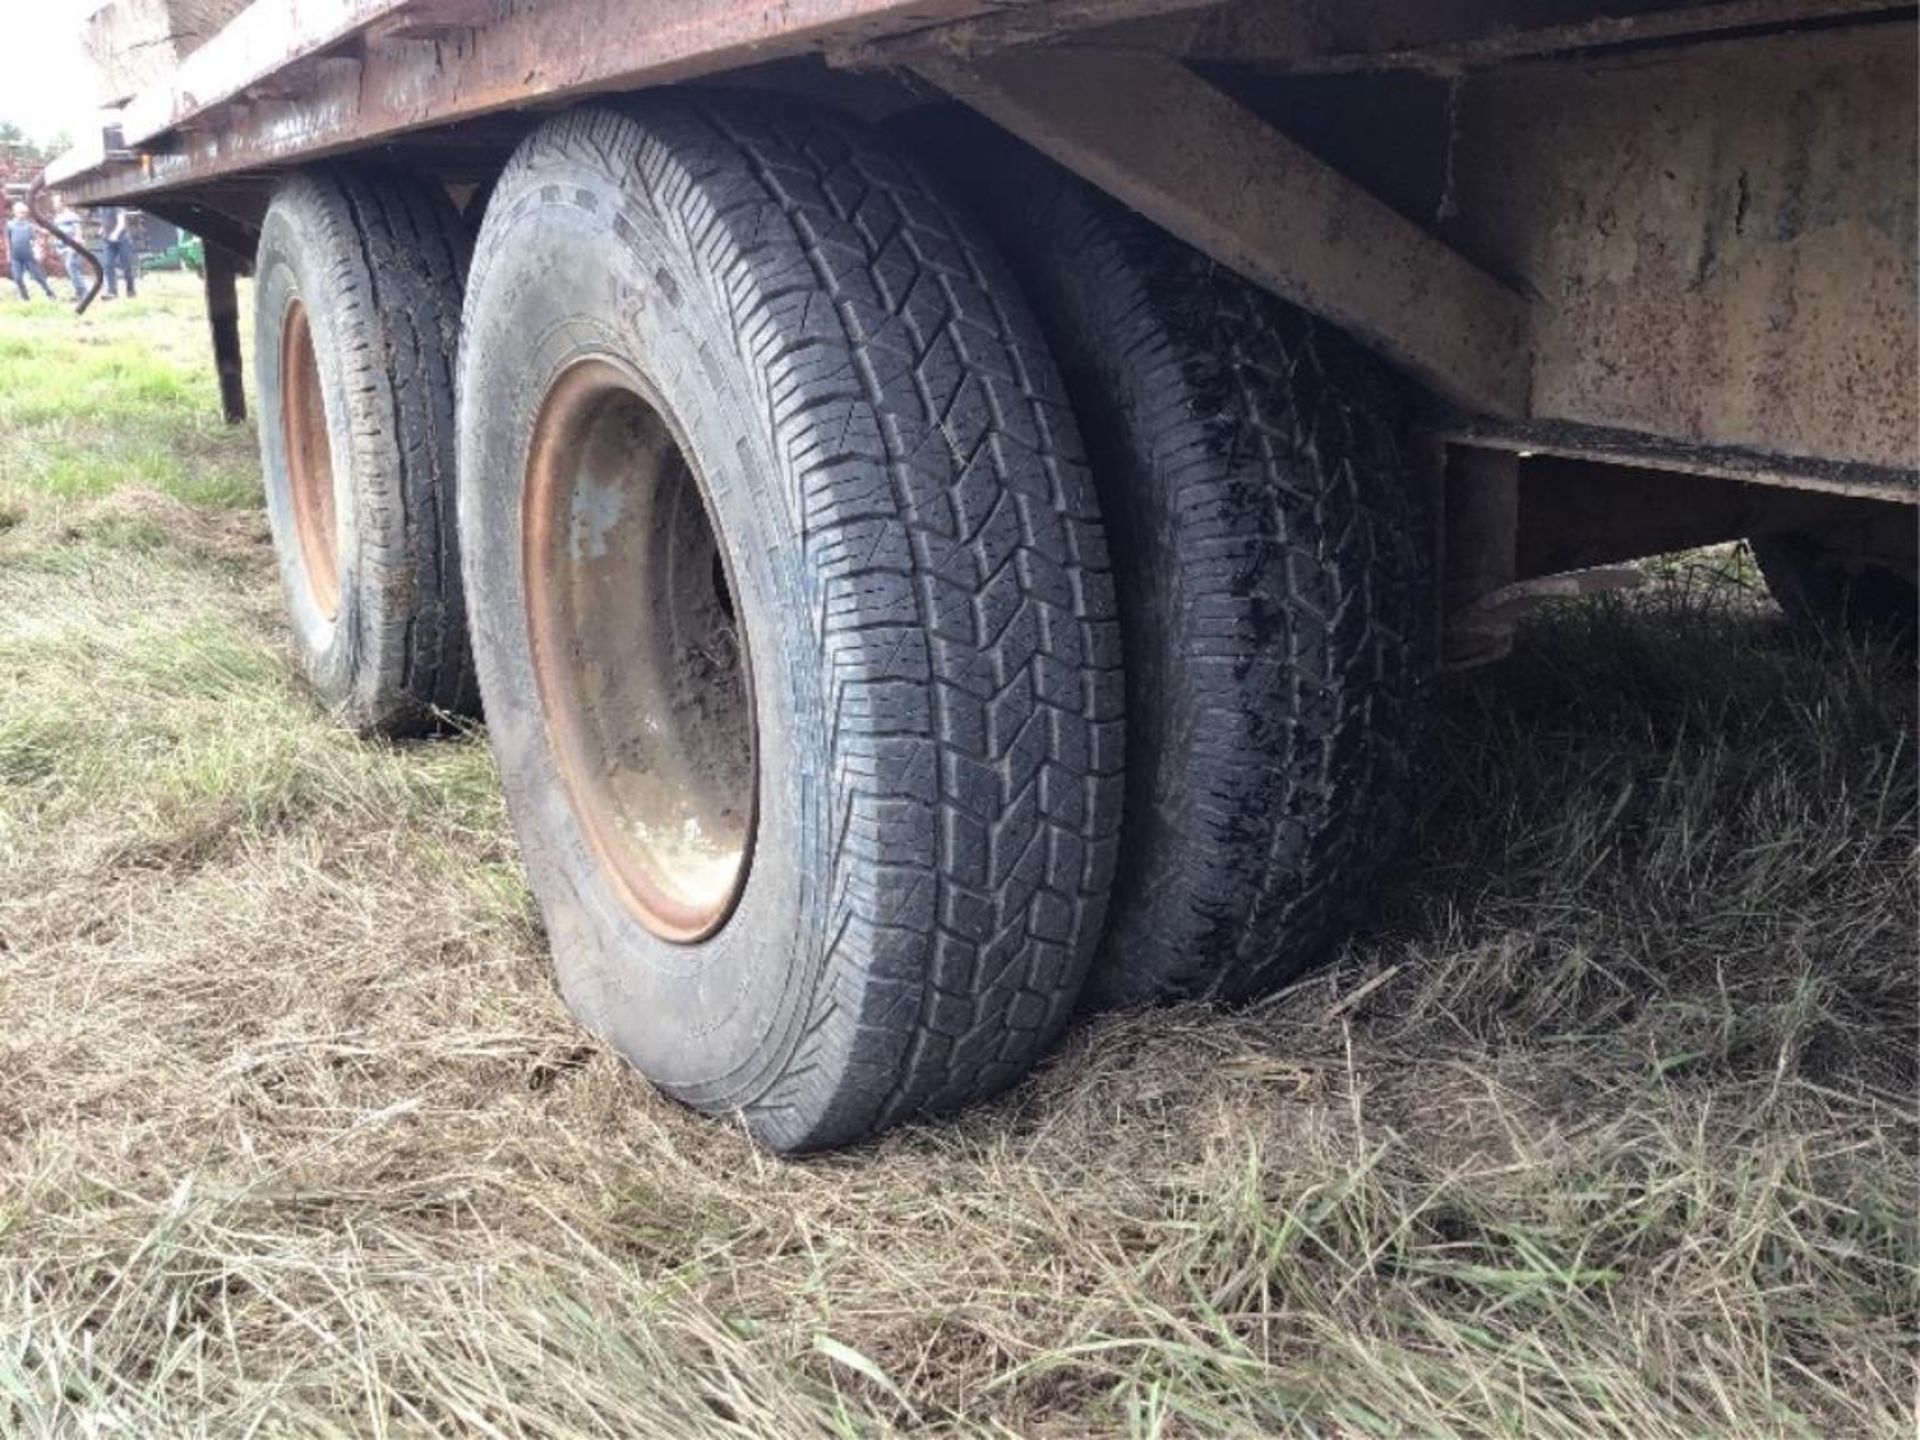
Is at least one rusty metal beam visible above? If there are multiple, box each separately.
[835,0,1219,64]
[1162,0,1914,74]
[1432,422,1919,501]
[916,48,1532,417]
[53,0,1105,201]
[1447,23,1917,473]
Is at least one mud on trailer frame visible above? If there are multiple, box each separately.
[47,0,1918,1151]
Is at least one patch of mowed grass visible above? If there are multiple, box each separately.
[0,275,258,515]
[0,290,1913,1436]
[0,536,507,862]
[2,550,1908,1440]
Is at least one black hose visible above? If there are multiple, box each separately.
[27,172,105,316]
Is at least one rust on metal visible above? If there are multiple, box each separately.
[917,45,1533,417]
[1157,0,1912,73]
[837,0,1220,64]
[522,358,758,946]
[281,300,340,619]
[53,0,1073,199]
[49,0,1918,479]
[1447,22,1917,471]
[1432,422,1919,502]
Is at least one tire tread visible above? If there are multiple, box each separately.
[260,167,477,733]
[485,98,1123,1148]
[967,157,1421,1006]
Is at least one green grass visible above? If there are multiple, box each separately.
[0,277,259,511]
[0,274,1913,1438]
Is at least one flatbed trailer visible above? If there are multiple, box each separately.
[44,0,1918,1150]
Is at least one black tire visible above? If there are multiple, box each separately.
[255,167,477,734]
[458,97,1124,1152]
[1752,532,1917,646]
[958,151,1423,1007]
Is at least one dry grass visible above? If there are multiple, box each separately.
[0,275,1914,1438]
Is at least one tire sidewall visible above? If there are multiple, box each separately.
[459,128,830,1115]
[255,194,369,712]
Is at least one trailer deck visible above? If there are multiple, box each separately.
[49,0,1919,491]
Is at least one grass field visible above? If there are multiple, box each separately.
[0,274,1913,1438]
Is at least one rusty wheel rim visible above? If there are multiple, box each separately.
[280,300,340,619]
[523,358,758,945]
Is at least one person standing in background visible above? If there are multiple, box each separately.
[52,194,87,302]
[101,205,137,300]
[8,203,54,301]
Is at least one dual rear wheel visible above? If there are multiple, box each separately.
[255,168,477,734]
[255,95,1420,1150]
[457,101,1126,1151]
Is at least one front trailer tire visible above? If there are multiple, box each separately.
[254,168,478,734]
[458,98,1125,1152]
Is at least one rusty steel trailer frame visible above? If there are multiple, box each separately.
[45,0,1920,594]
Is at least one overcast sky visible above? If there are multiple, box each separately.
[4,3,97,147]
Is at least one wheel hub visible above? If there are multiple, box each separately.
[522,358,758,944]
[280,299,340,619]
